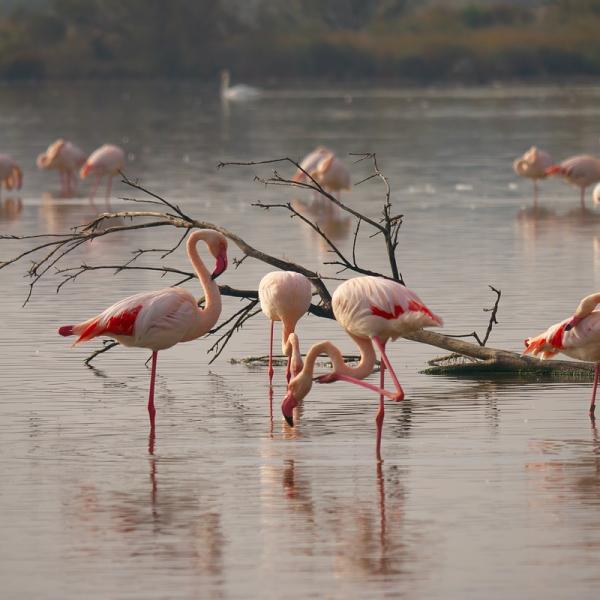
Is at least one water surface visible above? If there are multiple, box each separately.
[1,81,600,599]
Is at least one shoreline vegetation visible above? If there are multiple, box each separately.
[1,1,600,83]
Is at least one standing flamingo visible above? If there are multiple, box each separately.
[545,154,600,207]
[258,271,312,386]
[58,229,228,430]
[513,146,552,204]
[80,144,125,202]
[0,154,22,194]
[524,292,600,417]
[37,139,86,196]
[281,276,442,460]
[293,147,351,199]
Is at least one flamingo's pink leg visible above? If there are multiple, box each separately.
[105,175,113,201]
[89,175,101,203]
[590,364,599,418]
[376,344,386,462]
[373,336,404,401]
[533,179,538,206]
[268,320,274,386]
[148,350,158,430]
[580,186,586,208]
[59,171,66,196]
[329,373,399,400]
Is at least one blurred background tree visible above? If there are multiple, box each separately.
[1,0,600,82]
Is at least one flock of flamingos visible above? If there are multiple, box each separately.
[1,139,600,459]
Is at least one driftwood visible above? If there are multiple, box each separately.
[0,157,589,378]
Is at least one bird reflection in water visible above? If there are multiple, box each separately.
[291,196,351,253]
[0,196,22,223]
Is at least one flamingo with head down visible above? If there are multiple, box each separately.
[293,147,351,199]
[58,229,228,430]
[0,154,22,194]
[258,271,312,386]
[281,276,442,460]
[37,139,86,196]
[80,144,125,202]
[545,154,600,207]
[524,292,600,418]
[513,146,552,203]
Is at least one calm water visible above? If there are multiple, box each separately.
[1,81,600,599]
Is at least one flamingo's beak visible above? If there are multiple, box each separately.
[281,391,297,427]
[211,251,228,280]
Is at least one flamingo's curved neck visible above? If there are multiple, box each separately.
[302,334,376,380]
[186,232,221,333]
[575,292,600,318]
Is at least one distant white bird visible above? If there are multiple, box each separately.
[293,146,351,199]
[220,70,261,101]
[545,154,600,207]
[0,154,22,193]
[80,144,125,202]
[593,182,600,205]
[37,139,86,196]
[513,146,552,204]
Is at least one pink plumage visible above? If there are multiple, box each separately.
[0,154,22,191]
[545,154,600,206]
[80,143,125,202]
[58,229,228,430]
[258,271,312,384]
[293,147,351,198]
[282,275,442,460]
[37,139,86,196]
[524,292,600,416]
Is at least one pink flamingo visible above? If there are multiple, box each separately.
[524,292,600,418]
[58,229,228,430]
[282,276,442,460]
[0,154,22,194]
[545,154,600,207]
[258,271,312,385]
[513,146,552,204]
[293,147,351,199]
[37,139,86,196]
[80,144,125,202]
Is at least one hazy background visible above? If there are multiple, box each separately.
[1,0,599,83]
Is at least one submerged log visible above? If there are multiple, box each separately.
[407,330,594,378]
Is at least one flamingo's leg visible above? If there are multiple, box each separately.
[105,175,113,201]
[59,171,66,196]
[268,320,274,386]
[326,373,399,400]
[376,345,386,462]
[533,179,538,206]
[148,350,158,430]
[581,186,586,208]
[590,363,599,419]
[373,336,404,401]
[89,175,101,203]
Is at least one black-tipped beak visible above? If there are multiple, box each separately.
[211,253,228,280]
[284,414,294,427]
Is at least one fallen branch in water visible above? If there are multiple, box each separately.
[0,158,582,378]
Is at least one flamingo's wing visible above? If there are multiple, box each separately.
[523,318,570,359]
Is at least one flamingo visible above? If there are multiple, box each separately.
[293,147,351,199]
[513,146,552,204]
[281,276,443,460]
[220,69,261,101]
[58,229,228,430]
[545,154,600,207]
[524,292,600,418]
[37,139,86,196]
[258,271,312,386]
[80,144,125,202]
[0,154,22,194]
